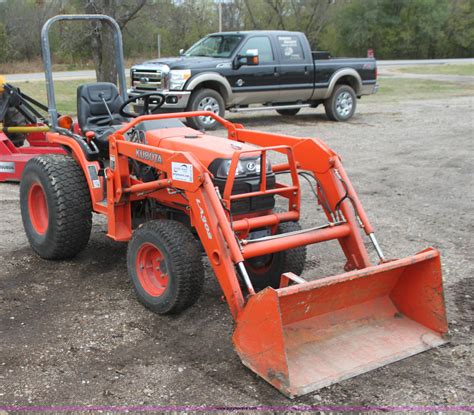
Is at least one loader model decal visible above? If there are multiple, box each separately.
[135,149,162,164]
[0,161,15,173]
[196,199,212,239]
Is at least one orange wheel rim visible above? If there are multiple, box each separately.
[136,242,169,297]
[28,183,49,235]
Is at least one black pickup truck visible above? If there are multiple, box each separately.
[129,31,378,130]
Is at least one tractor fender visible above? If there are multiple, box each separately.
[45,132,103,205]
[185,73,233,105]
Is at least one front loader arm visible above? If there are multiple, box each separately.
[186,176,247,319]
[233,127,375,269]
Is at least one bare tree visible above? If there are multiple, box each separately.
[243,0,260,29]
[84,0,146,83]
[265,0,287,30]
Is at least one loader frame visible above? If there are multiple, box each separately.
[49,111,386,318]
[46,112,448,397]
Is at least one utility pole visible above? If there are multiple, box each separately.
[157,34,161,58]
[218,1,223,32]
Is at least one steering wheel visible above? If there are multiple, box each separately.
[119,92,166,118]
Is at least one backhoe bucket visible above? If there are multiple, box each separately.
[233,248,447,398]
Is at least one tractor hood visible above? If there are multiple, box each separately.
[144,126,260,169]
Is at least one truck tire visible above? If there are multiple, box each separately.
[127,220,205,315]
[324,84,357,121]
[20,154,92,259]
[276,108,300,116]
[245,219,307,291]
[186,88,225,131]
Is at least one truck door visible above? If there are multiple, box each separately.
[229,35,279,105]
[274,34,314,102]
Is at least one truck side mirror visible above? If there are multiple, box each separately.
[234,49,259,69]
[179,48,185,56]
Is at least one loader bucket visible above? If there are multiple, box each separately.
[233,248,447,398]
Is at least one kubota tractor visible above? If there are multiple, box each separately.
[19,15,448,397]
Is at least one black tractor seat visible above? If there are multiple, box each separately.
[77,82,128,154]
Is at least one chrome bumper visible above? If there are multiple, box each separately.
[127,88,191,109]
[360,82,378,96]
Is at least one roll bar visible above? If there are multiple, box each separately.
[41,14,127,129]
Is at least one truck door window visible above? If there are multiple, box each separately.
[185,35,243,58]
[277,35,305,62]
[239,36,274,63]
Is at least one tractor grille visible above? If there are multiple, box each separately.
[131,69,163,91]
[214,175,276,215]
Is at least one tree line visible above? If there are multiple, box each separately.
[0,0,472,71]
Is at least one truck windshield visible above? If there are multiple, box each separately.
[185,35,243,58]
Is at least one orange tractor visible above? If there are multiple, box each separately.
[20,15,447,397]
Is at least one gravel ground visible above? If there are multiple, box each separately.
[0,90,473,410]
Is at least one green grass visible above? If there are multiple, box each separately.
[15,79,86,114]
[396,64,474,76]
[365,77,474,103]
[13,75,474,116]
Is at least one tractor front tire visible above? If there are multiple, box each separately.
[20,154,92,259]
[245,220,307,291]
[127,220,204,315]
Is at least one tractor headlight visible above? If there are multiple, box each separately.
[215,157,272,178]
[216,160,246,178]
[169,69,191,90]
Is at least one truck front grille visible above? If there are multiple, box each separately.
[132,69,163,91]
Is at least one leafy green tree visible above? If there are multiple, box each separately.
[442,0,474,57]
[319,0,473,59]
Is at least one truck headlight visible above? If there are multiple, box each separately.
[215,157,272,178]
[169,69,191,90]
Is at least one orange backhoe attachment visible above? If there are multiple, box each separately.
[233,248,447,397]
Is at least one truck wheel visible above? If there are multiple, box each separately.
[127,220,204,315]
[245,220,307,291]
[276,108,300,116]
[186,88,225,131]
[324,84,357,121]
[20,155,92,259]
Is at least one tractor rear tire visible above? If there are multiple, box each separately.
[127,220,205,315]
[245,219,307,291]
[20,154,92,259]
